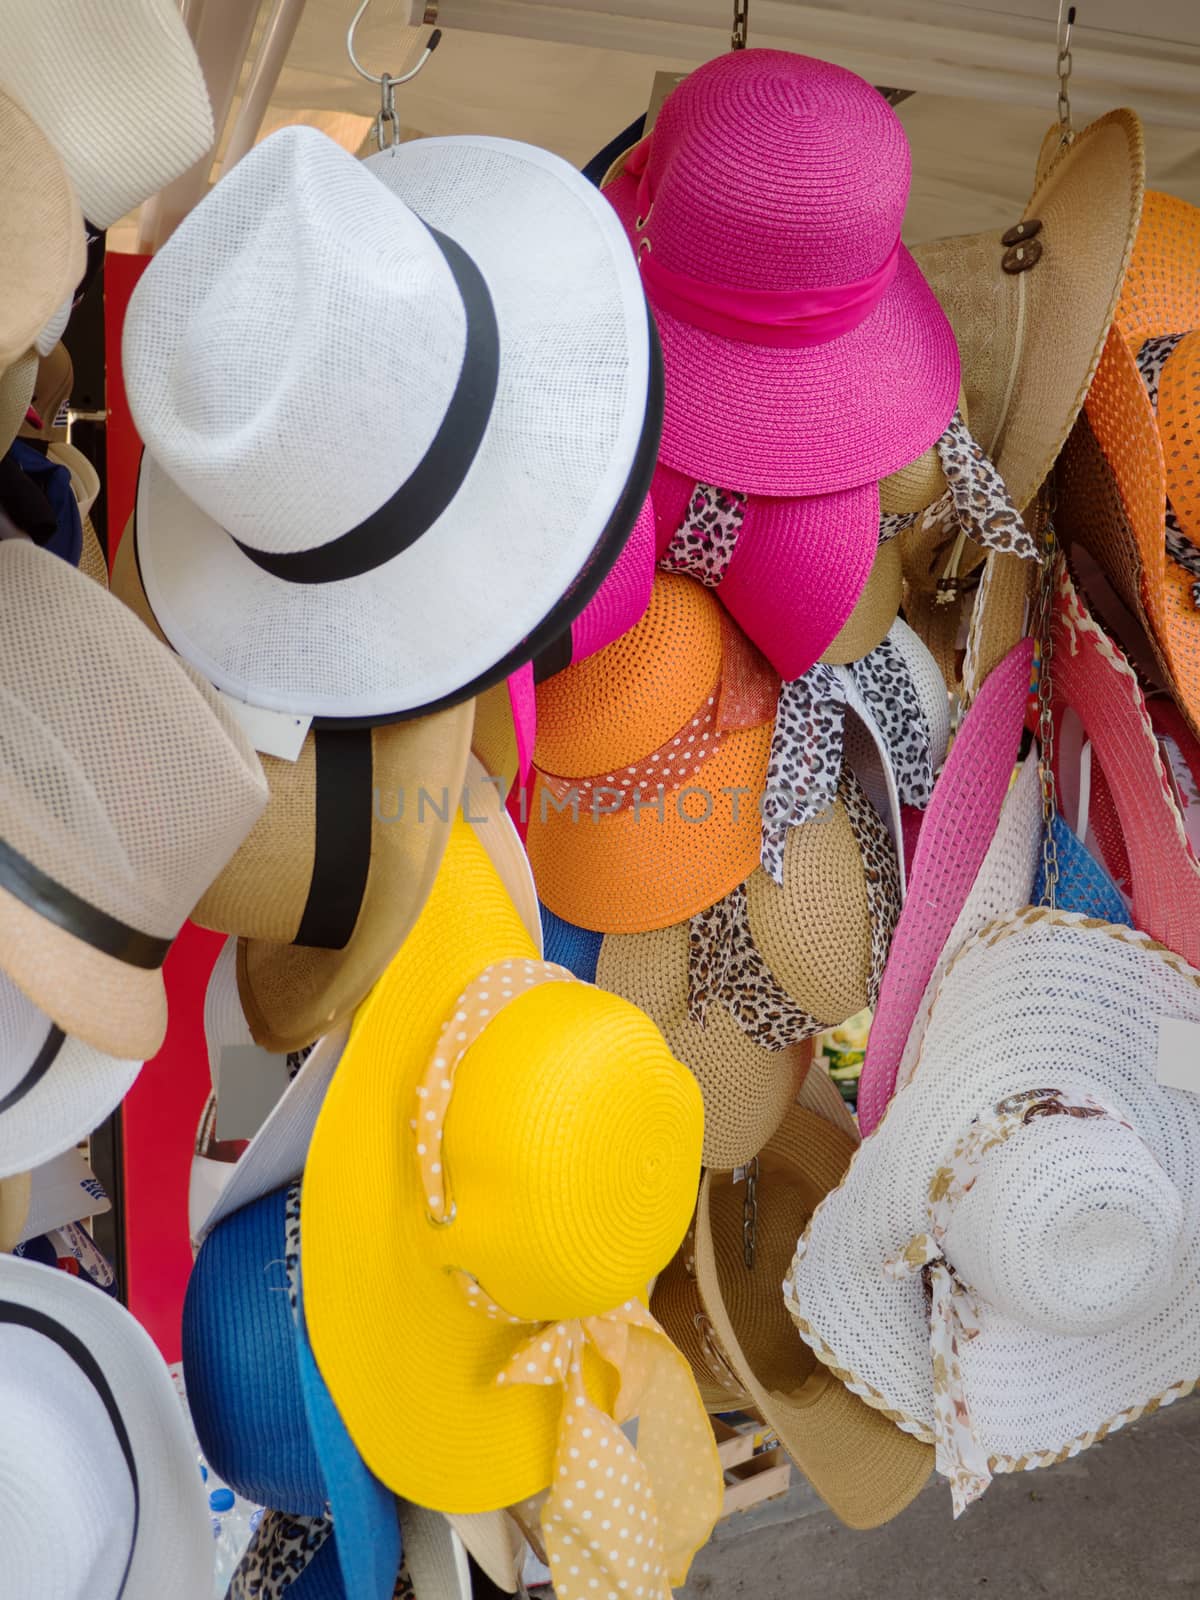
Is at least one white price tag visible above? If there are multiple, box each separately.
[1155,1017,1200,1095]
[214,688,311,762]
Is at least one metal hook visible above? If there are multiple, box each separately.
[1055,1,1077,145]
[347,0,441,147]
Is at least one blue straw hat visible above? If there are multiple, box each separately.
[538,901,603,981]
[1035,813,1129,924]
[183,1182,400,1600]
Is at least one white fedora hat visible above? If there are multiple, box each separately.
[125,126,660,723]
[787,907,1200,1515]
[0,1253,211,1596]
[0,0,213,230]
[0,962,140,1180]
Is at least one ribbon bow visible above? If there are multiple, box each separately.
[464,1287,724,1600]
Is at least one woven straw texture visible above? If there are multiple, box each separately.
[605,50,959,494]
[239,755,537,1052]
[1158,331,1200,544]
[0,353,37,456]
[0,0,213,229]
[128,128,651,720]
[539,904,603,983]
[788,909,1200,1479]
[818,539,903,666]
[569,492,656,667]
[0,91,84,368]
[0,1173,30,1252]
[894,754,1041,1097]
[1035,813,1130,925]
[0,1254,213,1597]
[648,461,878,682]
[302,821,702,1512]
[1112,190,1200,348]
[693,1107,933,1528]
[857,638,1034,1135]
[528,575,775,933]
[0,543,266,1058]
[595,919,808,1169]
[0,966,140,1180]
[1050,565,1200,970]
[746,791,878,1025]
[912,109,1144,515]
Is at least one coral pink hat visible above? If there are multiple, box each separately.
[856,638,1034,1134]
[604,50,960,499]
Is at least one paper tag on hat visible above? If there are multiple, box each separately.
[21,1148,111,1244]
[215,1044,292,1141]
[1155,1018,1200,1095]
[213,688,311,762]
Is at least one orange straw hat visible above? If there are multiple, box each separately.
[527,573,777,933]
[1068,191,1200,739]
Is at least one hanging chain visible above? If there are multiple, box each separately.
[1056,3,1076,146]
[731,0,749,50]
[1034,481,1060,910]
[742,1156,759,1269]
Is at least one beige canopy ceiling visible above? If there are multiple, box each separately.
[115,0,1200,252]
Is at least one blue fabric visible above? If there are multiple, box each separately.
[184,1188,400,1600]
[1035,813,1130,924]
[540,902,603,982]
[7,441,82,566]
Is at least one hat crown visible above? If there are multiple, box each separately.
[124,125,468,556]
[644,50,910,294]
[435,980,703,1322]
[944,1112,1184,1337]
[0,1322,136,1596]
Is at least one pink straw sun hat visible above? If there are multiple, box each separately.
[604,50,960,499]
[856,638,1034,1135]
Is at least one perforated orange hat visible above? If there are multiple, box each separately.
[526,573,777,933]
[1069,191,1200,739]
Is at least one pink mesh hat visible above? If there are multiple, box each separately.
[604,50,960,498]
[856,638,1034,1135]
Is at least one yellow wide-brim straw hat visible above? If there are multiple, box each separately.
[910,109,1144,518]
[691,1106,933,1527]
[0,89,85,367]
[302,818,704,1512]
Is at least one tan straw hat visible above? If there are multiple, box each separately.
[818,539,902,665]
[238,755,542,1052]
[0,542,267,1058]
[0,1170,31,1252]
[0,91,84,368]
[19,343,73,444]
[0,353,37,457]
[681,1105,934,1527]
[912,110,1144,517]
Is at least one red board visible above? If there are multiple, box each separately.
[106,250,222,1362]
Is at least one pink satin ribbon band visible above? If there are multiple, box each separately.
[623,137,902,349]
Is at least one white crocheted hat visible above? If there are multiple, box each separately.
[125,126,657,722]
[786,908,1200,1512]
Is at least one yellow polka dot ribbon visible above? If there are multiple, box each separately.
[413,959,579,1223]
[461,1284,724,1600]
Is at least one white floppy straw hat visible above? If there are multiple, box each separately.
[0,1253,211,1597]
[787,907,1200,1515]
[0,0,214,230]
[0,962,141,1180]
[125,126,659,723]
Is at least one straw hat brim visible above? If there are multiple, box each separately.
[912,109,1144,515]
[0,1025,140,1181]
[19,342,73,445]
[605,171,959,497]
[302,821,701,1512]
[0,1171,31,1250]
[595,918,809,1169]
[0,1254,213,1594]
[695,1106,934,1528]
[528,721,772,934]
[0,879,168,1059]
[0,352,37,456]
[79,515,109,587]
[789,909,1200,1474]
[239,755,540,1052]
[0,91,85,367]
[818,539,903,665]
[443,1512,527,1595]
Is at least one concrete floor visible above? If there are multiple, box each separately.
[682,1396,1200,1598]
